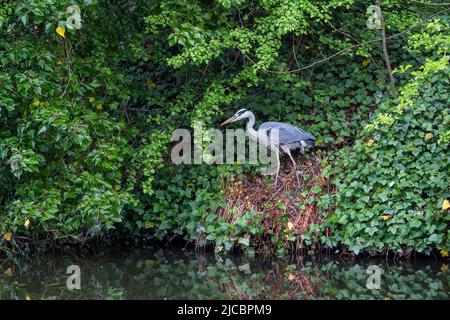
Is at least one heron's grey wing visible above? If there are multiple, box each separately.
[292,126,316,145]
[260,122,316,146]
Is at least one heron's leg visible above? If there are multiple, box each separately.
[267,145,280,186]
[282,146,301,187]
[273,148,280,186]
[281,146,296,168]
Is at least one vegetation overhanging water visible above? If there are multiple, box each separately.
[1,1,449,271]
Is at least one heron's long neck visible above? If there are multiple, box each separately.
[246,112,258,140]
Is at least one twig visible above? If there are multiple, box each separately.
[290,34,302,69]
[328,22,386,77]
[59,39,73,98]
[377,1,397,97]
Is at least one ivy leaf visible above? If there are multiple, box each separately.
[4,268,13,277]
[56,26,66,38]
[238,236,250,247]
[362,58,371,67]
[145,260,155,268]
[3,232,12,241]
[224,242,233,251]
[442,199,450,211]
[424,132,433,141]
[287,221,294,231]
[144,221,154,229]
[20,14,29,26]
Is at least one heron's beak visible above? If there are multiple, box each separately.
[220,116,237,127]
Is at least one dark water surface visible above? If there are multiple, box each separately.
[1,246,449,299]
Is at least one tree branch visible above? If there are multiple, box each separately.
[267,7,449,75]
[377,1,397,97]
[412,1,450,6]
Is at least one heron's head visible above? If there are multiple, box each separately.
[220,109,251,127]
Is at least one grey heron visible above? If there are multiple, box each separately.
[221,109,316,186]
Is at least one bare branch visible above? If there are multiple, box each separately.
[267,7,450,74]
[377,1,397,97]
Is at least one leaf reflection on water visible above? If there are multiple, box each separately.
[1,248,449,300]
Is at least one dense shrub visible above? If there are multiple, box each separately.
[321,26,450,254]
[0,1,158,244]
[0,0,449,255]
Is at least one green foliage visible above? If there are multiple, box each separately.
[132,164,263,253]
[0,0,449,255]
[0,1,156,242]
[321,20,450,254]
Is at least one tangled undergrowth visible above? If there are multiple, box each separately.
[217,153,332,252]
[1,0,448,256]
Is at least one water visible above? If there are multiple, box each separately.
[1,246,449,300]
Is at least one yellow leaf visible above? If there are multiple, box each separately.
[288,273,295,281]
[304,45,310,50]
[424,132,433,141]
[366,139,374,147]
[442,199,450,211]
[56,59,64,65]
[3,232,12,241]
[441,250,449,258]
[145,260,155,268]
[4,268,13,277]
[382,215,390,221]
[26,295,32,300]
[147,80,156,88]
[56,26,65,38]
[441,264,449,272]
[24,219,30,228]
[88,97,95,103]
[96,104,103,110]
[384,297,391,300]
[362,58,371,67]
[144,221,154,229]
[287,221,294,232]
[32,100,40,107]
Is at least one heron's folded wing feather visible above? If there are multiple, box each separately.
[259,122,315,145]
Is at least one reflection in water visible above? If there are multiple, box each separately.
[1,247,449,300]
